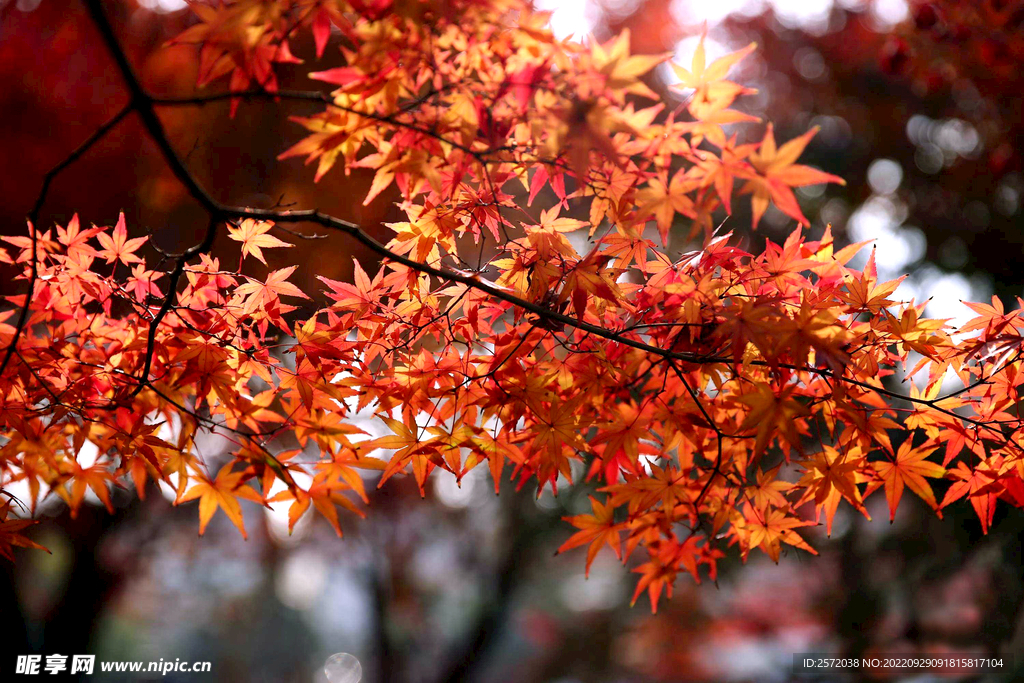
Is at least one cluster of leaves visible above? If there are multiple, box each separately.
[2,0,1024,612]
[874,1,1024,177]
[884,2,1024,94]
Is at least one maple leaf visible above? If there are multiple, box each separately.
[0,502,49,561]
[177,463,265,539]
[535,205,588,234]
[590,401,656,476]
[836,249,905,313]
[630,542,680,613]
[588,29,669,97]
[747,465,793,510]
[468,431,525,494]
[3,222,57,261]
[940,460,1003,534]
[635,169,698,245]
[277,108,373,181]
[630,536,710,613]
[234,265,310,315]
[58,458,118,518]
[883,305,948,356]
[371,417,448,496]
[602,465,694,518]
[318,258,382,317]
[691,135,758,215]
[528,399,589,493]
[560,249,623,319]
[670,32,757,106]
[269,470,365,538]
[740,504,818,563]
[798,446,864,507]
[55,213,100,258]
[170,2,301,114]
[227,219,293,265]
[557,496,624,577]
[872,442,946,522]
[313,448,387,504]
[960,295,1021,341]
[527,165,567,208]
[125,263,164,301]
[95,213,146,266]
[794,446,870,535]
[736,383,809,456]
[743,124,845,228]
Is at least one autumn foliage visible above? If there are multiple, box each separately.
[3,0,1024,614]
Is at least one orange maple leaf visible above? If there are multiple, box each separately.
[557,496,624,577]
[234,265,310,314]
[227,219,293,266]
[743,124,845,228]
[177,463,265,539]
[269,470,365,538]
[940,459,1003,534]
[741,504,818,563]
[872,441,946,522]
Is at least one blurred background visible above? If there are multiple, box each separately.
[2,0,1024,680]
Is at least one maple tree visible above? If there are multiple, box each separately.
[2,0,1024,617]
